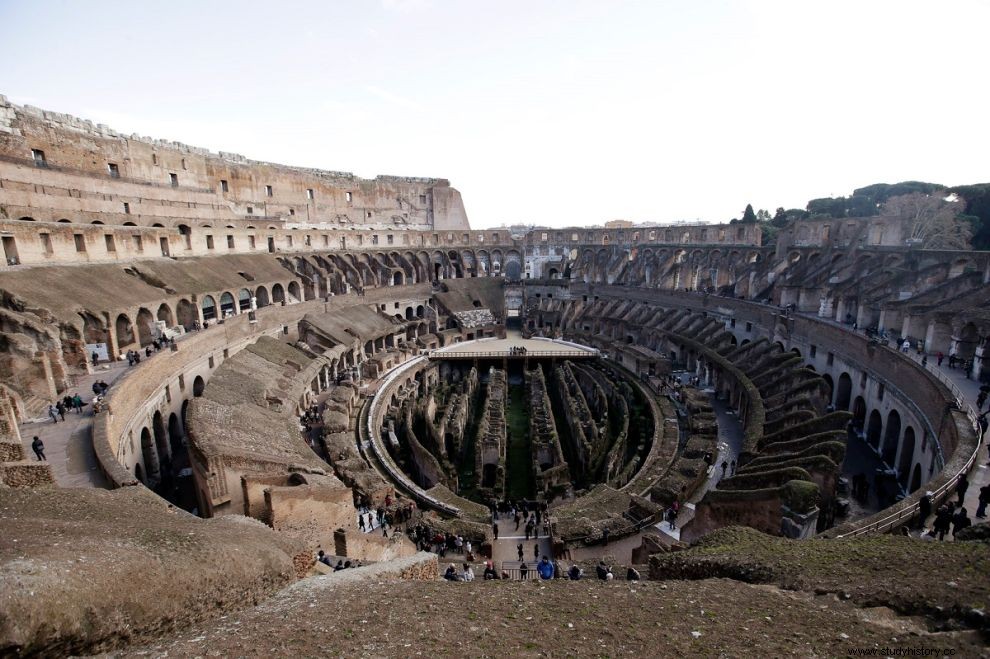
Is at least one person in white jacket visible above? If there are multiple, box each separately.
[461,563,475,582]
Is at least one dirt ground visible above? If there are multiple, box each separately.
[127,577,986,658]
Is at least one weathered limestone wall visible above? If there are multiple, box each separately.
[0,95,468,232]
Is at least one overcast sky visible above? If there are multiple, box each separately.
[2,0,987,228]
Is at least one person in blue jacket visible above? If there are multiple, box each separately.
[537,555,554,580]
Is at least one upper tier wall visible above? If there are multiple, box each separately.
[0,95,468,232]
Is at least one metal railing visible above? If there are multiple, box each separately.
[428,349,598,359]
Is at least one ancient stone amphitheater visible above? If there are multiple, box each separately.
[1,96,988,656]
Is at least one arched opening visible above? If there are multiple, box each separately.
[405,307,414,320]
[393,271,404,286]
[288,281,301,302]
[238,288,252,312]
[168,412,184,457]
[821,373,834,405]
[140,427,160,485]
[909,462,922,494]
[416,305,425,318]
[899,427,916,490]
[153,410,170,466]
[272,283,285,304]
[851,396,866,430]
[201,295,217,322]
[135,462,144,483]
[136,307,155,347]
[156,303,174,328]
[115,313,135,350]
[177,299,197,330]
[219,292,236,317]
[836,372,853,411]
[866,409,883,448]
[57,218,71,223]
[881,410,901,465]
[193,375,205,397]
[255,285,270,308]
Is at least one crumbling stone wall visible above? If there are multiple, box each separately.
[475,367,507,498]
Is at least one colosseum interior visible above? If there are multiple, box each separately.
[1,96,988,656]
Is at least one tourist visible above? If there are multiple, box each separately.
[937,351,944,366]
[492,522,499,540]
[933,505,952,541]
[626,567,641,581]
[596,561,612,581]
[443,564,458,581]
[31,436,45,461]
[517,543,524,561]
[514,510,521,530]
[465,539,472,556]
[47,403,59,424]
[483,561,499,580]
[568,564,582,580]
[455,535,464,553]
[918,491,934,528]
[720,460,728,478]
[359,514,366,532]
[524,522,531,541]
[462,563,475,582]
[72,393,83,413]
[334,560,345,572]
[533,543,539,560]
[952,507,972,537]
[977,390,988,411]
[975,485,989,518]
[730,459,736,476]
[901,339,910,353]
[55,400,66,421]
[602,527,610,547]
[316,550,332,566]
[956,474,969,505]
[537,556,554,580]
[519,562,529,580]
[666,507,677,531]
[91,351,99,366]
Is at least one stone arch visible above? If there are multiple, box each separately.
[865,409,883,448]
[156,303,174,327]
[136,307,156,347]
[153,410,170,465]
[140,426,161,485]
[835,372,852,411]
[899,426,916,490]
[168,412,183,457]
[272,283,285,304]
[79,312,107,345]
[238,288,252,312]
[956,322,979,361]
[115,313,135,350]
[881,409,901,465]
[193,375,205,397]
[416,304,425,318]
[177,299,197,330]
[288,280,301,301]
[909,462,922,494]
[255,285,270,308]
[58,218,71,223]
[393,270,404,286]
[821,373,834,405]
[201,295,217,321]
[851,396,866,430]
[219,292,236,317]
